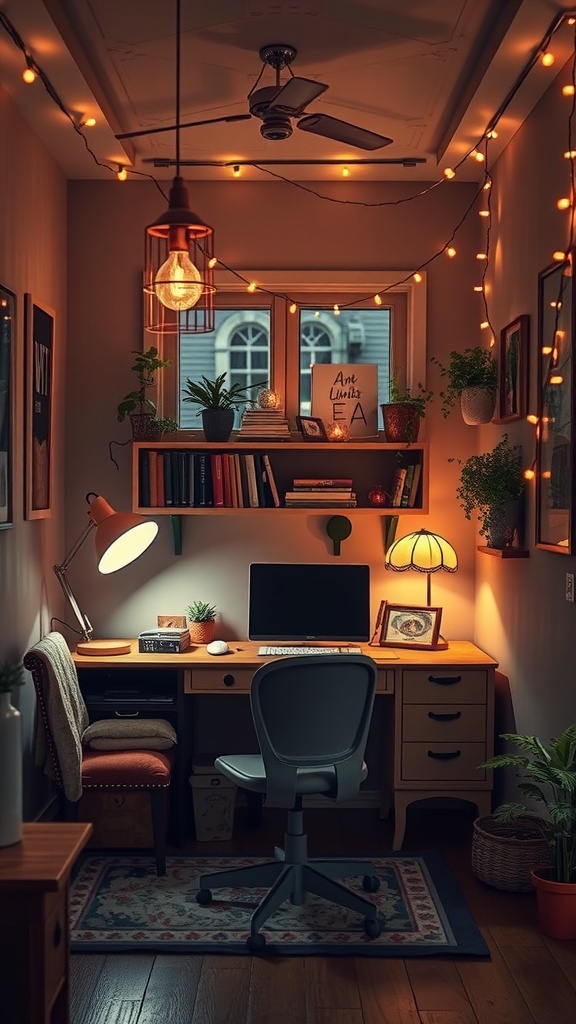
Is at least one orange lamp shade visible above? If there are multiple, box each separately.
[87,495,159,574]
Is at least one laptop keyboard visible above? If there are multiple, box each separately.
[258,645,362,656]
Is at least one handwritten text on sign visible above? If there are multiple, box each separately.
[311,363,378,437]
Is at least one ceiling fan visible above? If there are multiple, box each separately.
[116,43,393,152]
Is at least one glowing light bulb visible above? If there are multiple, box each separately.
[550,374,563,385]
[413,272,422,283]
[476,253,487,260]
[471,150,484,162]
[557,197,571,209]
[446,247,456,258]
[527,414,539,425]
[553,250,566,261]
[563,84,575,96]
[542,346,553,355]
[483,181,492,190]
[117,165,127,182]
[443,168,455,179]
[289,302,297,314]
[247,281,256,293]
[486,129,498,139]
[208,256,217,268]
[480,321,489,329]
[154,250,202,311]
[479,209,490,217]
[374,294,382,305]
[333,304,340,315]
[233,165,240,177]
[473,285,484,293]
[341,166,349,177]
[22,66,36,84]
[564,150,576,159]
[541,52,555,67]
[524,467,535,480]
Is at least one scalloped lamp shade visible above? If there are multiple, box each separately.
[385,528,458,606]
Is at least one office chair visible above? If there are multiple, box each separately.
[24,631,175,875]
[196,654,382,951]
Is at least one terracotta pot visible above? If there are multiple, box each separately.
[460,387,496,425]
[189,620,215,645]
[531,867,576,939]
[201,408,234,442]
[381,403,420,443]
[129,413,162,441]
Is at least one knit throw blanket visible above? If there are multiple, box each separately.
[33,631,89,801]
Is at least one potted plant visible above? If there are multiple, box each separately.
[380,377,434,443]
[0,660,24,848]
[117,346,172,440]
[480,725,576,938]
[431,346,497,424]
[187,601,217,644]
[182,372,267,441]
[453,433,525,548]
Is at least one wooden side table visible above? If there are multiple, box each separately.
[0,822,92,1024]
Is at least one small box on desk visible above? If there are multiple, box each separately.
[138,628,190,654]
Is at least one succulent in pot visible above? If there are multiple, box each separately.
[187,601,217,645]
[182,372,267,441]
[431,346,497,423]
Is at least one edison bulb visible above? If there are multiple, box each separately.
[154,250,202,311]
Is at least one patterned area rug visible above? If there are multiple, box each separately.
[70,851,488,957]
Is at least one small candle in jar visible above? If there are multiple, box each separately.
[326,421,350,442]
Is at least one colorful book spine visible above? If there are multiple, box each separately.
[211,453,224,507]
[245,454,260,507]
[400,465,415,508]
[391,467,407,507]
[408,463,422,507]
[148,450,158,507]
[262,454,280,507]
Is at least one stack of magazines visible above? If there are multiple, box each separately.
[237,409,291,440]
[284,477,357,507]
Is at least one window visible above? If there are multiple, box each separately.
[161,272,426,428]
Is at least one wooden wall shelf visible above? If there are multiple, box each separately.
[477,546,529,558]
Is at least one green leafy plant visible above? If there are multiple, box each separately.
[0,660,24,694]
[186,601,217,623]
[117,347,172,422]
[431,347,497,417]
[452,434,525,539]
[182,372,267,413]
[388,376,434,420]
[480,725,576,883]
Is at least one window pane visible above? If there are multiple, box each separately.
[298,307,391,416]
[179,308,271,428]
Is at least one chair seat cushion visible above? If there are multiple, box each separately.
[216,754,367,797]
[82,748,174,788]
[82,718,177,751]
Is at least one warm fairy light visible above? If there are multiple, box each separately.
[524,467,535,480]
[471,150,485,162]
[22,66,36,84]
[83,117,96,128]
[527,414,539,425]
[483,181,491,190]
[233,165,240,177]
[480,321,489,329]
[247,281,256,293]
[542,345,553,355]
[473,285,484,292]
[443,167,456,179]
[541,52,555,67]
[117,165,127,181]
[553,250,566,261]
[564,150,576,158]
[446,247,456,258]
[568,17,576,25]
[342,166,350,177]
[373,294,382,305]
[476,252,487,260]
[479,209,490,217]
[489,335,495,347]
[542,470,552,479]
[486,130,498,139]
[413,272,422,283]
[563,84,575,96]
[550,374,563,385]
[208,257,217,269]
[333,304,340,315]
[557,197,571,209]
[289,302,297,314]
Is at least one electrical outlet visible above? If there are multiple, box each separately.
[566,572,575,603]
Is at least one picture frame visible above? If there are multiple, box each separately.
[536,258,574,553]
[497,314,529,422]
[0,284,15,530]
[379,603,442,649]
[296,415,328,441]
[25,295,55,520]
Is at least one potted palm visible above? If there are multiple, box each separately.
[380,377,434,443]
[453,434,525,548]
[187,601,217,645]
[431,346,497,424]
[0,660,24,847]
[117,347,173,440]
[480,725,576,938]
[182,372,267,441]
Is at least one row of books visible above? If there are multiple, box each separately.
[284,477,358,508]
[236,409,291,440]
[138,450,281,508]
[390,463,422,508]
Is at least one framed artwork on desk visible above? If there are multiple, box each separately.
[379,603,442,650]
[25,295,55,519]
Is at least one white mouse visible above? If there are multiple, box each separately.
[206,639,230,656]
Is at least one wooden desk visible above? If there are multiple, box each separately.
[73,641,497,849]
[0,822,92,1024]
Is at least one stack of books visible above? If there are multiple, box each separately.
[284,477,357,508]
[390,463,422,508]
[236,409,291,440]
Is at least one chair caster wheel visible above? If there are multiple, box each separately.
[362,874,380,892]
[246,932,266,953]
[196,888,213,906]
[364,916,382,939]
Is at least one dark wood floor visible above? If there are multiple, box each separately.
[70,804,576,1024]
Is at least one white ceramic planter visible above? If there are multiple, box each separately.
[0,692,23,847]
[460,387,496,425]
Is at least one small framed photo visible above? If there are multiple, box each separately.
[296,415,328,441]
[379,603,442,649]
[497,314,529,422]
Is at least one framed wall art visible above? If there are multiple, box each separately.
[536,258,574,553]
[497,314,529,422]
[0,284,15,529]
[296,415,328,441]
[25,295,55,520]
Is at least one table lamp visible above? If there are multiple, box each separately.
[385,528,458,607]
[54,492,159,656]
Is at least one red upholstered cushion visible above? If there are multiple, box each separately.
[81,748,174,788]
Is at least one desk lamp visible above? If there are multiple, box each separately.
[385,528,458,607]
[54,492,158,656]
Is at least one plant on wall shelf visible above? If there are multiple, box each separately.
[431,346,497,423]
[381,375,434,443]
[182,372,267,441]
[117,347,172,434]
[452,433,525,547]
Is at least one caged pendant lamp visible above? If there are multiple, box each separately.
[144,0,215,335]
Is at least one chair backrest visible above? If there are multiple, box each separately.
[250,654,377,808]
[24,631,89,802]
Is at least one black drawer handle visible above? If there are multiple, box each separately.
[427,711,462,721]
[427,749,461,760]
[223,674,236,687]
[428,675,462,685]
[114,710,140,718]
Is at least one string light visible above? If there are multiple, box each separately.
[480,320,489,329]
[553,250,566,260]
[527,414,539,425]
[471,150,485,162]
[473,285,484,292]
[541,51,555,67]
[557,197,571,209]
[232,165,240,177]
[443,168,456,179]
[22,63,36,84]
[563,84,575,96]
[476,252,487,259]
[373,294,382,305]
[445,247,457,258]
[289,302,297,314]
[208,256,217,269]
[117,165,127,181]
[486,129,498,139]
[479,209,490,217]
[82,116,96,128]
[247,281,256,293]
[413,272,422,283]
[341,166,350,177]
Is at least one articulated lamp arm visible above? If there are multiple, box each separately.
[53,519,95,641]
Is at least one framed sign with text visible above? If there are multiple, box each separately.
[25,295,55,519]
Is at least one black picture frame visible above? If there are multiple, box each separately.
[0,284,15,529]
[25,294,55,520]
[497,314,529,422]
[296,415,328,441]
[536,258,574,553]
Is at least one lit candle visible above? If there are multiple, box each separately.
[326,421,350,442]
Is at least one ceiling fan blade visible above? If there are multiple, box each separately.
[298,114,392,151]
[116,113,251,141]
[270,77,328,116]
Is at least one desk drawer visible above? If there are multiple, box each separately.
[401,742,487,781]
[184,668,253,693]
[402,670,487,704]
[403,704,486,742]
[376,669,393,694]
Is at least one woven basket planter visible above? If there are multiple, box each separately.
[472,815,549,892]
